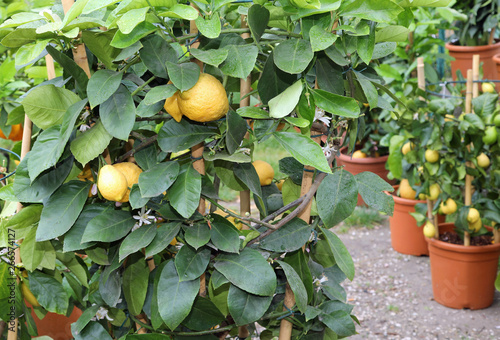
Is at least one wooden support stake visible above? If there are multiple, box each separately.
[488,27,496,46]
[472,55,480,99]
[417,57,425,93]
[463,69,474,247]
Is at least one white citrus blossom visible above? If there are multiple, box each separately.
[91,306,113,322]
[132,207,156,231]
[313,107,331,127]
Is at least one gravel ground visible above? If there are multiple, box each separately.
[336,220,500,340]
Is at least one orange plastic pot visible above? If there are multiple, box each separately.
[446,41,500,82]
[27,303,82,340]
[493,53,500,83]
[336,147,392,205]
[388,186,444,256]
[426,222,500,310]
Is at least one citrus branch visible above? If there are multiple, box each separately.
[116,135,158,163]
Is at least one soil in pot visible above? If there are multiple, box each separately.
[427,222,500,310]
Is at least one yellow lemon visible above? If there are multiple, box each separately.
[213,208,242,230]
[467,208,480,224]
[418,193,427,200]
[425,149,439,163]
[170,237,178,246]
[352,150,367,158]
[402,142,414,155]
[482,82,495,93]
[21,275,40,307]
[427,183,441,201]
[399,179,417,200]
[253,160,275,186]
[276,179,285,191]
[113,162,143,203]
[444,114,455,122]
[440,198,457,215]
[423,221,436,238]
[477,153,490,168]
[165,73,229,123]
[97,165,128,202]
[468,218,482,232]
[171,149,190,159]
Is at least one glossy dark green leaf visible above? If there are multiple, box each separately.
[210,214,240,254]
[170,164,202,218]
[248,4,270,42]
[70,119,113,166]
[47,45,88,98]
[190,48,228,67]
[321,310,356,337]
[119,223,157,261]
[143,84,177,105]
[273,131,331,173]
[214,248,276,296]
[273,39,313,74]
[226,110,248,154]
[166,61,200,92]
[27,126,63,181]
[82,30,120,69]
[36,181,90,241]
[354,72,378,108]
[100,85,136,141]
[138,161,180,197]
[320,228,355,281]
[316,56,344,96]
[87,70,123,108]
[81,209,135,243]
[175,245,211,282]
[260,218,311,252]
[284,250,314,302]
[310,89,360,118]
[21,228,54,271]
[258,51,297,105]
[309,25,337,52]
[311,239,336,268]
[111,21,157,49]
[214,160,248,191]
[158,261,199,330]
[227,284,272,326]
[317,170,358,227]
[29,271,68,314]
[158,119,215,153]
[185,223,211,250]
[357,22,375,64]
[129,184,149,210]
[276,260,308,313]
[355,172,394,215]
[145,222,181,257]
[99,269,122,307]
[182,296,225,331]
[123,258,150,315]
[71,305,100,338]
[139,35,177,78]
[220,44,258,79]
[195,14,221,38]
[233,162,262,198]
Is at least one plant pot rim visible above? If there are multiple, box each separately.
[445,40,500,52]
[386,184,426,206]
[426,222,500,253]
[338,146,389,164]
[492,53,500,62]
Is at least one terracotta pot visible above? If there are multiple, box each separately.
[427,222,500,310]
[493,53,500,83]
[28,304,82,340]
[446,41,500,82]
[388,186,445,256]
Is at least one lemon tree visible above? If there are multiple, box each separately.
[0,0,451,338]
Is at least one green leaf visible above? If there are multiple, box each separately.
[159,4,199,20]
[119,223,157,261]
[100,85,136,141]
[209,215,240,253]
[170,165,202,218]
[236,106,269,119]
[175,245,210,282]
[248,4,270,43]
[21,227,55,271]
[138,161,180,197]
[58,254,89,288]
[357,23,375,64]
[269,80,303,119]
[321,310,356,337]
[13,155,73,203]
[0,28,37,48]
[234,162,262,198]
[15,39,49,67]
[81,209,135,243]
[354,72,378,108]
[27,126,63,181]
[189,48,228,67]
[195,14,221,38]
[0,12,43,29]
[220,45,258,79]
[375,25,410,42]
[214,248,276,296]
[226,110,248,155]
[123,258,150,315]
[139,35,177,79]
[372,42,397,59]
[47,46,89,98]
[214,160,247,191]
[145,222,181,257]
[81,30,120,69]
[158,119,215,153]
[75,322,113,340]
[185,223,211,250]
[340,0,403,23]
[29,271,68,314]
[274,39,314,74]
[227,284,272,326]
[166,61,200,92]
[36,181,90,241]
[472,93,498,117]
[111,21,157,49]
[258,51,297,105]
[317,170,358,227]
[70,305,100,338]
[276,260,308,313]
[283,250,314,302]
[260,218,311,252]
[60,0,90,27]
[22,85,81,129]
[117,7,149,34]
[70,119,113,165]
[87,70,123,108]
[309,25,337,52]
[320,228,355,281]
[4,204,42,231]
[273,131,332,173]
[182,296,225,331]
[82,0,121,14]
[143,84,177,105]
[310,89,360,118]
[129,184,149,209]
[355,172,394,215]
[158,261,199,330]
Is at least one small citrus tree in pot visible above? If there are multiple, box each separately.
[0,0,450,338]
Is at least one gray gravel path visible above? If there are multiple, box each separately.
[336,220,500,340]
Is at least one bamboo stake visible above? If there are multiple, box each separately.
[472,55,479,99]
[417,57,425,93]
[488,27,496,45]
[463,69,474,247]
